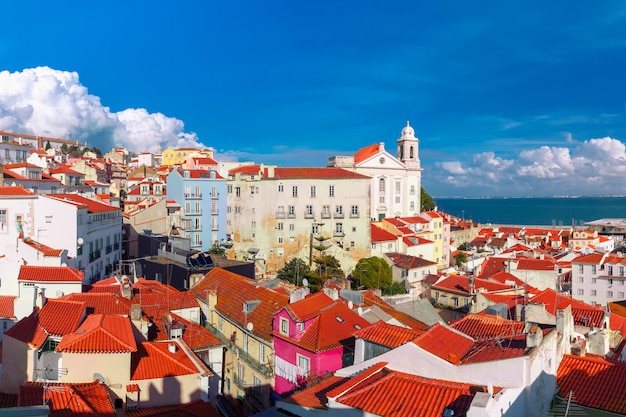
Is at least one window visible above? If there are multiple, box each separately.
[278,184,284,192]
[329,185,335,197]
[297,354,310,375]
[243,333,249,353]
[280,317,289,335]
[278,237,284,244]
[620,266,625,276]
[592,265,597,274]
[305,205,313,217]
[578,265,584,273]
[619,292,625,299]
[0,209,6,231]
[292,186,298,197]
[577,289,584,295]
[335,223,343,235]
[237,362,245,383]
[288,205,295,217]
[578,276,584,283]
[251,221,256,228]
[395,196,401,203]
[350,241,355,248]
[351,205,358,217]
[379,178,385,192]
[312,224,320,234]
[289,224,295,231]
[395,181,401,194]
[608,266,613,275]
[277,222,284,230]
[310,186,316,197]
[298,322,305,332]
[335,205,343,216]
[591,290,597,296]
[227,185,232,193]
[259,344,266,365]
[410,201,415,210]
[592,278,597,284]
[410,185,415,195]
[609,279,614,285]
[607,291,613,298]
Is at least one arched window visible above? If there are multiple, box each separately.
[409,146,414,158]
[398,146,403,160]
[379,178,385,192]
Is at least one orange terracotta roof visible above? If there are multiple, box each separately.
[516,258,556,271]
[0,296,16,318]
[433,274,513,295]
[56,314,137,353]
[412,323,475,364]
[18,380,115,415]
[131,341,201,380]
[60,292,132,315]
[557,354,626,414]
[450,314,525,340]
[529,288,607,328]
[39,299,86,336]
[192,268,289,342]
[4,310,48,348]
[21,238,64,257]
[269,167,371,180]
[167,314,223,350]
[48,194,121,213]
[370,223,397,243]
[0,185,35,196]
[353,321,422,348]
[285,292,336,322]
[385,252,438,269]
[353,143,379,164]
[18,265,84,282]
[488,270,525,287]
[284,375,347,409]
[277,302,371,353]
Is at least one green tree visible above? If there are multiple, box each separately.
[208,243,225,257]
[382,281,406,296]
[45,141,52,151]
[313,254,343,281]
[421,187,436,211]
[60,143,68,154]
[352,257,392,290]
[455,251,468,268]
[277,258,311,285]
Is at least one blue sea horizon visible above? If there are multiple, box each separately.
[434,196,626,226]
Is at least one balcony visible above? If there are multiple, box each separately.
[105,245,113,254]
[287,213,296,219]
[210,193,219,200]
[334,212,344,219]
[333,231,345,237]
[275,212,286,219]
[304,211,315,219]
[321,212,331,219]
[113,242,120,250]
[89,250,101,262]
[350,212,359,218]
[204,324,272,377]
[184,192,202,199]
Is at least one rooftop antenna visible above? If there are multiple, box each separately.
[35,366,68,405]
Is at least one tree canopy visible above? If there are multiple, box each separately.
[351,257,392,290]
[313,254,344,280]
[277,258,311,285]
[421,187,436,211]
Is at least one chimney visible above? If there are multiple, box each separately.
[168,342,178,354]
[526,325,543,348]
[36,288,47,309]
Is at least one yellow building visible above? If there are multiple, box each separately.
[161,147,213,167]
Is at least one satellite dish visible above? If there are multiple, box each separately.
[348,300,353,309]
[56,290,64,297]
[246,322,254,331]
[302,278,309,287]
[77,237,84,245]
[93,373,105,384]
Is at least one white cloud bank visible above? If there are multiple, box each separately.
[432,137,626,197]
[0,67,206,153]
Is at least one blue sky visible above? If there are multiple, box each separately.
[1,1,626,198]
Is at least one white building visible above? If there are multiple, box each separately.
[225,165,372,276]
[328,121,422,220]
[571,252,626,308]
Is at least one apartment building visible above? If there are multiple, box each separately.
[571,252,626,307]
[225,165,372,277]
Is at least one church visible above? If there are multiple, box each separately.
[327,121,422,220]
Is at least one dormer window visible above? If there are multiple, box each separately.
[280,317,289,336]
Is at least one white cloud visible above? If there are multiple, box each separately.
[0,67,206,153]
[431,137,626,197]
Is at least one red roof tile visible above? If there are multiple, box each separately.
[516,258,556,271]
[192,268,289,342]
[385,252,438,269]
[38,299,86,336]
[18,380,115,416]
[412,323,475,364]
[131,341,201,380]
[18,265,84,282]
[450,314,525,340]
[56,314,137,353]
[529,288,608,328]
[0,185,35,196]
[269,167,371,180]
[284,375,346,409]
[370,223,397,243]
[557,354,626,415]
[433,274,513,295]
[60,292,132,315]
[48,194,121,213]
[285,292,336,322]
[4,310,48,348]
[0,296,16,318]
[353,321,422,348]
[353,144,380,164]
[22,238,64,257]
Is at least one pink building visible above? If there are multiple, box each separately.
[272,292,370,395]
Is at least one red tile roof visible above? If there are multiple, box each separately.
[60,292,133,315]
[21,238,64,257]
[557,354,626,415]
[48,194,121,213]
[353,321,422,348]
[39,299,86,336]
[277,302,371,353]
[18,265,84,283]
[56,314,137,354]
[285,292,336,322]
[18,380,115,416]
[192,268,289,342]
[4,310,48,348]
[353,143,380,164]
[450,314,525,340]
[292,363,495,417]
[515,258,556,271]
[0,296,16,318]
[370,223,397,243]
[412,323,475,364]
[131,341,202,380]
[269,167,371,180]
[433,274,513,295]
[167,313,223,350]
[0,185,35,196]
[385,252,438,269]
[529,288,608,328]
